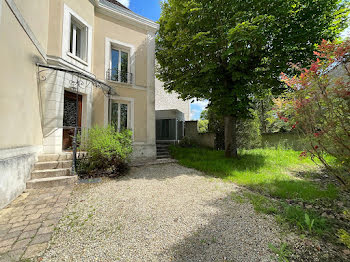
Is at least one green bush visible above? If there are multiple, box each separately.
[205,108,262,150]
[236,110,262,149]
[337,229,350,249]
[178,136,197,148]
[77,126,133,178]
[198,119,209,133]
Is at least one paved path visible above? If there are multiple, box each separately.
[0,186,73,261]
[43,164,281,262]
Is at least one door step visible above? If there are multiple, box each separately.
[34,160,72,170]
[27,176,77,189]
[27,153,76,189]
[156,143,172,160]
[31,168,71,179]
[38,153,73,162]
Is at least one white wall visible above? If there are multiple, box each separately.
[155,78,191,121]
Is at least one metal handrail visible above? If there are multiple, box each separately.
[106,68,133,84]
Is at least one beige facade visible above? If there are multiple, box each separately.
[0,0,158,208]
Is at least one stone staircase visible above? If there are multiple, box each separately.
[156,143,172,159]
[27,153,77,189]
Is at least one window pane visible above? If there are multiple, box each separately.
[76,27,81,58]
[161,119,170,138]
[70,23,73,53]
[121,51,128,83]
[120,104,128,131]
[111,103,119,130]
[111,49,119,81]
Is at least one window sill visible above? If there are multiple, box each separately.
[67,52,88,66]
[107,79,133,86]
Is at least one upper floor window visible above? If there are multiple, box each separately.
[69,17,88,62]
[109,48,131,84]
[105,38,135,85]
[62,4,92,71]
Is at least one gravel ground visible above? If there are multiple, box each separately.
[43,163,281,262]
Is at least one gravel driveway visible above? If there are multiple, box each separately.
[43,163,281,262]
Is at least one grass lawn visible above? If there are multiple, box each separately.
[170,147,338,201]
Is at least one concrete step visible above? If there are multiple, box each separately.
[156,145,170,148]
[34,160,72,170]
[38,153,73,162]
[157,153,170,158]
[157,149,169,154]
[31,168,71,179]
[156,141,175,145]
[26,176,77,189]
[157,151,170,155]
[157,155,171,159]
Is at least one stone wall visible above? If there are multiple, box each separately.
[0,146,41,209]
[185,121,216,149]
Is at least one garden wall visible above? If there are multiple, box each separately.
[185,121,216,149]
[262,132,305,151]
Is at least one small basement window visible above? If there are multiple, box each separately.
[69,16,88,61]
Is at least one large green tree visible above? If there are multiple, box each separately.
[156,0,349,157]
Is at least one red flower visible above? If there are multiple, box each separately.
[314,132,320,137]
[299,151,307,159]
[314,145,319,150]
[292,124,296,129]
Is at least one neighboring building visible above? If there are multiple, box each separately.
[155,76,191,142]
[0,0,158,208]
[155,77,191,121]
[155,109,185,142]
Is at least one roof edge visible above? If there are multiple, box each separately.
[96,0,159,32]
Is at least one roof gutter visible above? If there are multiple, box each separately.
[96,0,159,32]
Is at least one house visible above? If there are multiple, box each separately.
[0,0,159,208]
[155,77,191,143]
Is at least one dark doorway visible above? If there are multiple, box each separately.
[63,91,82,150]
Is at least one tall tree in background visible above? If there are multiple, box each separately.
[156,0,349,157]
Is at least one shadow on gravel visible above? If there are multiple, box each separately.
[162,194,279,262]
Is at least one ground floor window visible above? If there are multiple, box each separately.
[110,101,129,132]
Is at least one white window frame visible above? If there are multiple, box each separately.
[104,96,135,139]
[62,4,92,71]
[109,101,130,131]
[105,37,135,85]
[69,17,88,62]
[110,47,131,83]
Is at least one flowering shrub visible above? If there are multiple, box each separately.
[277,40,350,185]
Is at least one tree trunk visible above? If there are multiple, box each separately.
[261,100,267,134]
[225,115,238,158]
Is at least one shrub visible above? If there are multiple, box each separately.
[77,126,133,178]
[178,136,197,148]
[338,229,350,249]
[278,39,350,186]
[236,110,262,149]
[198,119,209,133]
[206,108,262,150]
